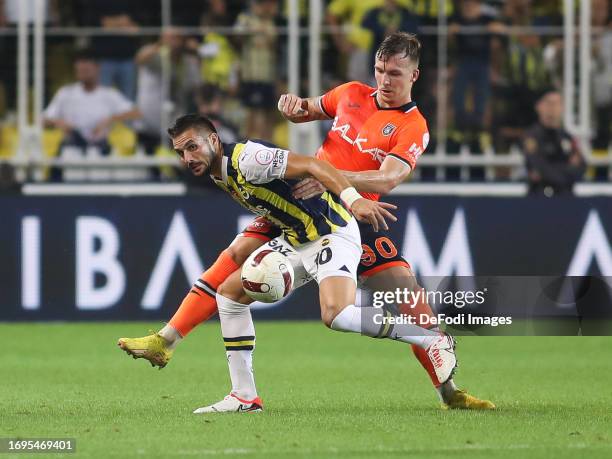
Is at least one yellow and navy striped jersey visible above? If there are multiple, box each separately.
[212,140,352,247]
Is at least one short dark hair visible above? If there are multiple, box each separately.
[376,32,421,65]
[167,113,218,138]
[536,87,561,103]
[73,49,97,64]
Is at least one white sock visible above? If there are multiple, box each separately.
[330,305,440,349]
[216,294,258,401]
[158,324,182,350]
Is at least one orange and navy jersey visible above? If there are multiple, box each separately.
[316,81,429,201]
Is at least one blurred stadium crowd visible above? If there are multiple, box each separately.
[0,0,611,189]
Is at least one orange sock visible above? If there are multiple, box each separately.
[398,290,442,387]
[168,250,240,337]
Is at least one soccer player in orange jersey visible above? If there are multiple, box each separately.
[277,32,492,409]
[118,32,494,410]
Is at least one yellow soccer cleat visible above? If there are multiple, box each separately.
[441,389,496,410]
[117,332,173,369]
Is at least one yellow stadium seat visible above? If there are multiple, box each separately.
[42,128,64,157]
[0,126,63,158]
[155,145,178,179]
[586,148,610,180]
[108,123,137,156]
[0,125,18,158]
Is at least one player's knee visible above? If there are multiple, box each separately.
[227,236,265,265]
[217,279,245,303]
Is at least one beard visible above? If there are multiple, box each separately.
[188,161,210,176]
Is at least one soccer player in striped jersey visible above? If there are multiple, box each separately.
[119,113,457,413]
[119,32,494,410]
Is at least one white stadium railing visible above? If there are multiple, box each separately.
[1,0,610,185]
[19,182,612,197]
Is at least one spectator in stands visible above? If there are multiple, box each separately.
[326,0,380,83]
[174,0,244,27]
[492,0,551,151]
[592,0,612,153]
[196,83,239,143]
[133,28,200,156]
[361,0,420,76]
[196,0,239,92]
[234,0,279,139]
[448,0,504,152]
[522,89,585,197]
[532,0,563,26]
[84,0,144,100]
[43,51,141,160]
[402,0,454,151]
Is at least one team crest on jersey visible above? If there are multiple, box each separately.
[382,123,396,136]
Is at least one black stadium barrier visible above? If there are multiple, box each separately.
[1,195,610,322]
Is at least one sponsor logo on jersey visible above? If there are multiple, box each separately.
[331,116,391,163]
[321,238,330,247]
[253,204,270,217]
[272,149,286,169]
[382,123,396,136]
[255,149,274,165]
[246,219,270,233]
[267,239,293,256]
[331,117,354,144]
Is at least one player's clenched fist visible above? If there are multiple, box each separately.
[278,93,309,121]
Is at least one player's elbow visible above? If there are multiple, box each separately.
[377,181,395,195]
[378,176,402,195]
[379,166,411,195]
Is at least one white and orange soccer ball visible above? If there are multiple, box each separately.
[241,249,294,303]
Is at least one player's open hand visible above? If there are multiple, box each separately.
[350,199,397,232]
[292,178,326,199]
[278,94,309,121]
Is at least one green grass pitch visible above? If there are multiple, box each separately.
[1,322,611,458]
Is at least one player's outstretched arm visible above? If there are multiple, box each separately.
[341,157,412,195]
[284,153,397,231]
[277,94,330,123]
[292,157,412,199]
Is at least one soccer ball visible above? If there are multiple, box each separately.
[241,249,294,303]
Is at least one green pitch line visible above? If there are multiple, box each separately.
[0,322,611,459]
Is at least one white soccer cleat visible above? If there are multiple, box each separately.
[193,393,264,414]
[426,334,457,385]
